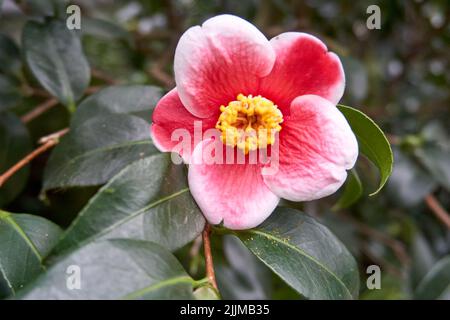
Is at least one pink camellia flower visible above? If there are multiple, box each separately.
[151,15,358,230]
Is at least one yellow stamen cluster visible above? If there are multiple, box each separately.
[215,94,283,154]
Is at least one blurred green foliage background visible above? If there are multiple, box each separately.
[0,0,449,299]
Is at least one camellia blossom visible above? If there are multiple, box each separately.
[151,14,358,230]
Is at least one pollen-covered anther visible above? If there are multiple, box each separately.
[215,94,283,154]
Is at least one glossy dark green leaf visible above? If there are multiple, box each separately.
[0,74,21,111]
[320,212,360,257]
[71,85,162,126]
[194,286,220,300]
[230,208,359,300]
[338,104,393,195]
[332,169,363,210]
[216,235,271,300]
[43,114,157,191]
[0,112,32,206]
[23,19,90,108]
[415,145,450,191]
[0,211,62,298]
[414,256,450,300]
[0,34,21,76]
[50,154,204,256]
[17,240,196,299]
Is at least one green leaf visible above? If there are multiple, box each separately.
[0,34,22,111]
[0,112,32,206]
[71,85,162,126]
[0,74,21,111]
[17,240,196,299]
[216,235,271,299]
[415,144,450,191]
[320,211,360,257]
[22,19,90,108]
[43,85,163,191]
[0,34,21,76]
[338,104,393,195]
[414,256,450,300]
[43,114,157,191]
[332,169,363,210]
[50,154,204,256]
[0,211,62,298]
[228,207,359,300]
[194,286,220,300]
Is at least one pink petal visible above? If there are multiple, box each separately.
[151,88,217,162]
[174,14,276,118]
[263,95,358,202]
[189,139,280,230]
[260,32,345,114]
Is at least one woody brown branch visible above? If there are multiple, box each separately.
[202,223,219,291]
[21,98,59,123]
[425,194,450,229]
[20,85,105,124]
[0,128,69,188]
[91,68,118,85]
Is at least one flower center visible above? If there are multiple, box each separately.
[215,94,283,154]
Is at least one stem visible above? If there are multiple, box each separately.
[192,278,210,289]
[91,68,118,85]
[67,100,77,114]
[21,98,58,123]
[425,194,450,229]
[0,128,69,188]
[85,86,103,94]
[202,222,218,292]
[38,128,69,144]
[20,85,105,124]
